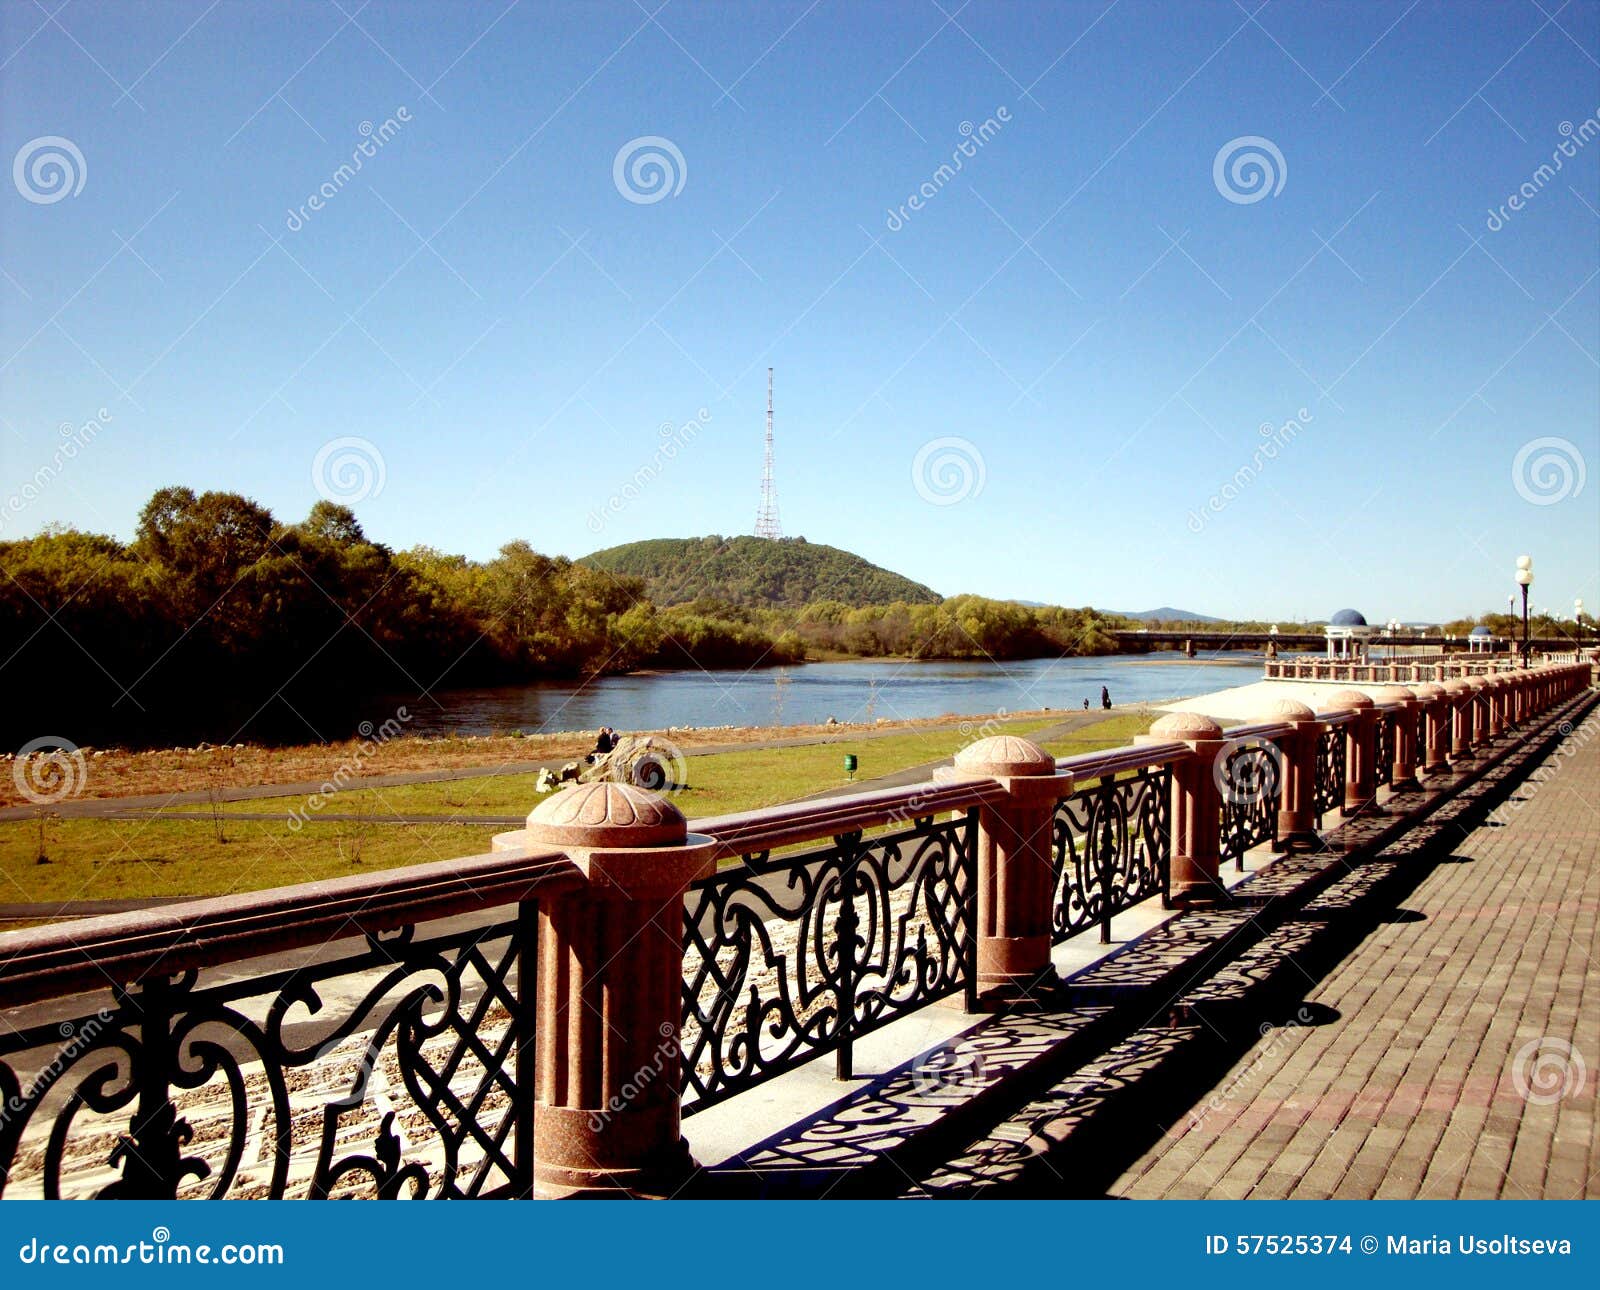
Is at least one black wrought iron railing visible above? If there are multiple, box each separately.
[1218,738,1282,868]
[679,811,978,1113]
[1374,712,1394,788]
[0,850,582,1200]
[1051,765,1171,942]
[1313,725,1347,822]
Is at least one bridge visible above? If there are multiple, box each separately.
[1113,628,1588,653]
[0,655,1594,1200]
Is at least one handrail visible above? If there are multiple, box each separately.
[1054,739,1189,778]
[0,846,583,1009]
[691,775,1010,860]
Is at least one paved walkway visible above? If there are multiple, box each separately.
[1111,709,1599,1199]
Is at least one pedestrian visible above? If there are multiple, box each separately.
[1082,698,1090,711]
[1101,686,1111,710]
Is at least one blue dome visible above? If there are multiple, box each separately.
[1329,609,1367,627]
[1469,625,1492,637]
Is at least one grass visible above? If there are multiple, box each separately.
[0,710,1168,913]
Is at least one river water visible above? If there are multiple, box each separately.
[382,653,1265,738]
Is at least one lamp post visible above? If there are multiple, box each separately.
[1515,556,1534,666]
[1576,598,1586,644]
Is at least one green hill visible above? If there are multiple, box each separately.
[580,536,941,609]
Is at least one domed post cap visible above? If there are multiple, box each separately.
[1324,688,1373,713]
[1258,698,1316,722]
[953,734,1056,778]
[525,781,687,849]
[1149,711,1225,742]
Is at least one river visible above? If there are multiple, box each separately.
[380,653,1265,738]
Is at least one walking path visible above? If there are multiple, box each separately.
[1111,709,1598,1199]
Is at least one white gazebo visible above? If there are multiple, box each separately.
[1467,624,1499,653]
[1324,608,1374,659]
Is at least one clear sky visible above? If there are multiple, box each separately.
[3,0,1597,623]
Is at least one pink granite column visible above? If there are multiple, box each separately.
[1414,682,1450,776]
[1146,713,1227,904]
[1444,679,1475,765]
[951,736,1067,1005]
[1467,678,1490,749]
[495,782,716,1199]
[1377,687,1419,790]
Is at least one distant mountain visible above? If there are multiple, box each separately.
[579,536,942,609]
[1114,607,1224,623]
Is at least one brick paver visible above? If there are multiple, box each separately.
[1113,711,1599,1199]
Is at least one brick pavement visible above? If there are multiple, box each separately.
[1110,706,1599,1199]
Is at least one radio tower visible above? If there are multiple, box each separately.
[754,367,782,539]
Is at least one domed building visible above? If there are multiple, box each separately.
[1467,624,1499,654]
[1324,608,1373,659]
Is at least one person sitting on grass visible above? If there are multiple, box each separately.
[586,726,617,764]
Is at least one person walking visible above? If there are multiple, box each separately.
[1101,686,1112,710]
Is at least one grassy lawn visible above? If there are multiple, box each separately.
[0,817,491,908]
[0,710,1171,912]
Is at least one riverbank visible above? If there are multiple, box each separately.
[0,704,1123,811]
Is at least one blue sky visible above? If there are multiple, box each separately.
[2,0,1597,623]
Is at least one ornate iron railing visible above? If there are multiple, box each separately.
[1374,712,1394,788]
[1050,766,1171,943]
[1313,726,1346,822]
[0,912,538,1200]
[680,810,979,1114]
[1218,739,1281,868]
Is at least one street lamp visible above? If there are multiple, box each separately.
[1577,598,1586,642]
[1515,555,1534,665]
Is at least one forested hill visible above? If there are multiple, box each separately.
[580,536,941,609]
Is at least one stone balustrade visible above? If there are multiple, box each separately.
[0,661,1591,1200]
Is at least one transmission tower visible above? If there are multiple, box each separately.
[754,367,782,539]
